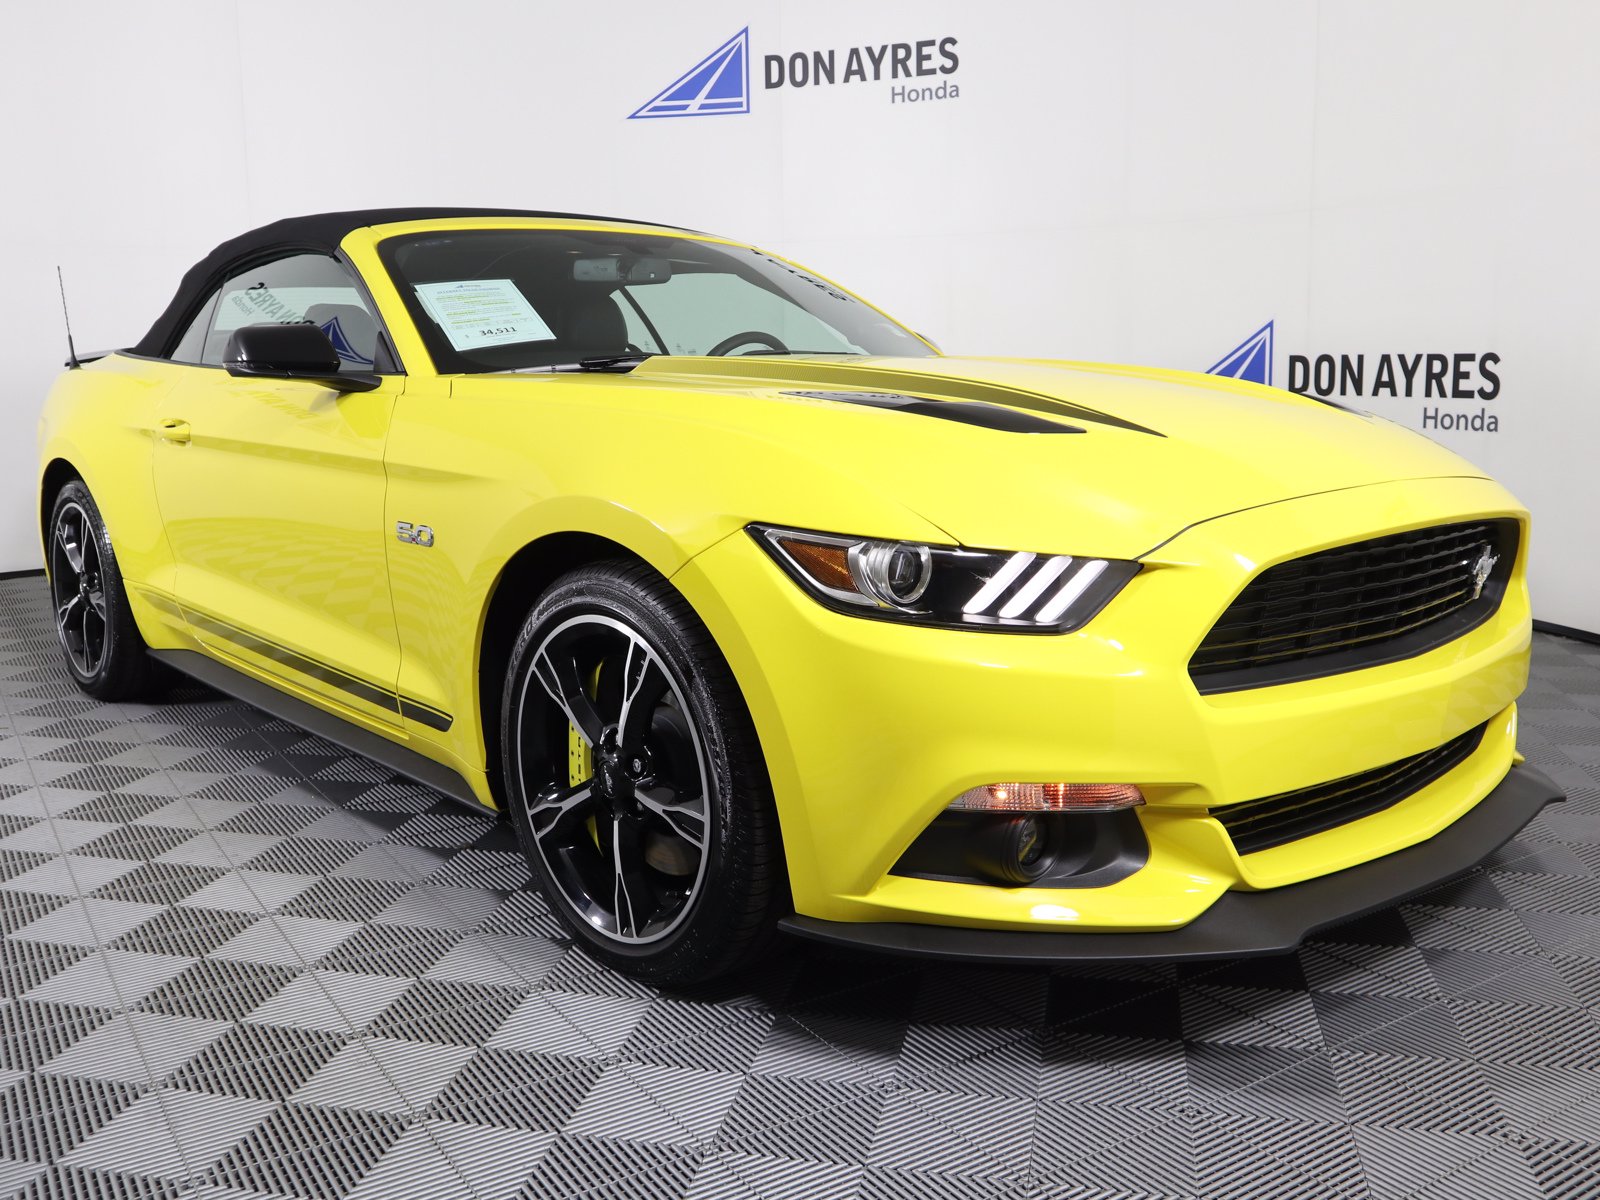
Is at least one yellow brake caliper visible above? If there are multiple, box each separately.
[568,722,593,789]
[571,666,600,847]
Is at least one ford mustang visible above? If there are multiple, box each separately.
[36,207,1562,982]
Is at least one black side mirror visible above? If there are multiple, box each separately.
[223,324,381,393]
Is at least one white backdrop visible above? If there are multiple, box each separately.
[2,0,1594,633]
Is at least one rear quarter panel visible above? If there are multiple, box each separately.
[37,355,186,647]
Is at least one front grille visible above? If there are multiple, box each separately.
[1189,520,1518,693]
[1213,722,1487,855]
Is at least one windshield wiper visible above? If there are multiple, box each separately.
[518,354,656,374]
[514,349,863,374]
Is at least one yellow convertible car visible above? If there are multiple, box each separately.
[37,207,1561,982]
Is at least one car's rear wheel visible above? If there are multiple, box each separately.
[47,481,159,701]
[501,561,784,984]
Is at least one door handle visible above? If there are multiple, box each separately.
[156,418,191,444]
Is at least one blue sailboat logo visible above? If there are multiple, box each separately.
[629,29,751,119]
[1208,320,1275,387]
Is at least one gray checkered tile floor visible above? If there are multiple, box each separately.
[2,574,1599,1199]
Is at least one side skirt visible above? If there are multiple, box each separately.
[150,648,488,813]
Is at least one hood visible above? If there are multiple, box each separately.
[509,354,1489,559]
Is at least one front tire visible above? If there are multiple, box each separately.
[46,481,159,702]
[501,561,784,985]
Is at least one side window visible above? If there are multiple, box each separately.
[198,253,384,372]
[170,290,221,363]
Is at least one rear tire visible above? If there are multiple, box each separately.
[47,481,160,702]
[501,560,785,985]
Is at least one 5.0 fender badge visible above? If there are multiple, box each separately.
[396,521,435,548]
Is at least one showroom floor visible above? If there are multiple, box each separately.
[1,575,1599,1200]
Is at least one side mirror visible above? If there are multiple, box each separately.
[223,324,380,392]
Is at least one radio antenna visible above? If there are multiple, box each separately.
[56,266,80,369]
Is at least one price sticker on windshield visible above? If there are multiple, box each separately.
[413,279,556,351]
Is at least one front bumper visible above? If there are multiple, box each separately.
[779,762,1563,962]
[674,474,1535,932]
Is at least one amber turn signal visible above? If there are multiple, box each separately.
[950,782,1144,813]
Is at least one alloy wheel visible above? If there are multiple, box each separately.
[513,613,712,944]
[49,501,108,678]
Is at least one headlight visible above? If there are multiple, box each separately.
[749,524,1139,632]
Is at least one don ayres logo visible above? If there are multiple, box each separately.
[629,27,961,119]
[1208,320,1504,434]
[630,28,752,119]
[1207,321,1275,387]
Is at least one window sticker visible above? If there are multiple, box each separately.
[412,279,556,351]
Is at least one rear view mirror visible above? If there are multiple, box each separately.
[573,257,672,285]
[223,324,380,392]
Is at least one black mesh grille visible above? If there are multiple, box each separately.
[1213,722,1487,855]
[1190,520,1518,693]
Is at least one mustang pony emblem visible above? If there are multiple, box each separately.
[1470,545,1499,600]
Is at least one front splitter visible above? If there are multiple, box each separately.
[779,763,1563,964]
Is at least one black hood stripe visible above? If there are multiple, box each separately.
[668,357,1165,436]
[783,390,1084,434]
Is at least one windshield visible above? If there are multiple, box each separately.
[378,228,934,373]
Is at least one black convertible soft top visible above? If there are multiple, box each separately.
[131,206,683,358]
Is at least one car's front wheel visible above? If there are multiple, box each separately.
[46,480,160,702]
[501,561,785,984]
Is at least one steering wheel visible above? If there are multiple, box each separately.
[706,330,789,357]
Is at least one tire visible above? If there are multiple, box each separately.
[501,560,785,985]
[46,480,160,702]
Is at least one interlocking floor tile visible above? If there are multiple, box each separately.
[288,1035,474,1113]
[138,958,299,1023]
[565,1061,744,1145]
[432,1048,606,1134]
[0,818,120,854]
[23,948,194,1008]
[0,1000,110,1073]
[244,969,412,1033]
[58,1087,274,1180]
[366,978,528,1047]
[207,1101,408,1200]
[422,930,566,988]
[179,868,320,915]
[154,830,283,869]
[488,990,650,1059]
[7,896,164,947]
[207,914,361,968]
[40,1010,229,1084]
[0,1071,142,1164]
[1353,1124,1544,1199]
[0,853,140,897]
[344,1118,552,1200]
[748,1012,907,1085]
[168,1021,348,1103]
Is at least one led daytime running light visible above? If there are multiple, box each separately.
[751,524,1138,633]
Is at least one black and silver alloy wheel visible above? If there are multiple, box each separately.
[50,500,108,678]
[517,613,711,944]
[502,561,784,984]
[45,480,158,701]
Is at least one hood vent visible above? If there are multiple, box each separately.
[783,390,1084,434]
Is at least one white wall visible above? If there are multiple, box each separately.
[2,0,1594,631]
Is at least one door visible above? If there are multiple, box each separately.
[151,252,405,729]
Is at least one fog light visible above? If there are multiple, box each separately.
[969,814,1052,885]
[950,782,1144,813]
